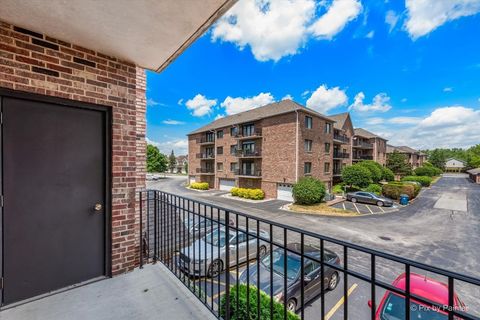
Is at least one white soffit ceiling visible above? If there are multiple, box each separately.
[0,0,236,72]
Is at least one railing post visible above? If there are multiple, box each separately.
[225,210,230,320]
[139,191,143,269]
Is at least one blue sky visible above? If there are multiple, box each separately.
[146,0,480,155]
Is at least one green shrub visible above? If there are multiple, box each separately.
[230,188,265,200]
[220,284,300,320]
[382,183,416,200]
[402,175,433,187]
[341,165,372,188]
[381,167,395,182]
[364,183,382,195]
[357,160,383,183]
[332,184,345,195]
[402,181,421,197]
[292,177,326,205]
[190,182,209,190]
[414,166,441,177]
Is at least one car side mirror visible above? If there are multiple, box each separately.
[368,300,372,308]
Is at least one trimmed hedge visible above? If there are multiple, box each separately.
[382,182,416,200]
[381,167,395,182]
[220,284,300,320]
[341,165,372,188]
[292,177,326,205]
[189,182,209,190]
[414,166,442,177]
[402,175,433,187]
[364,183,382,195]
[231,187,265,200]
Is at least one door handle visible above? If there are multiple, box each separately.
[94,203,103,212]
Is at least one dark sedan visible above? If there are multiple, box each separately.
[239,243,340,312]
[346,191,394,207]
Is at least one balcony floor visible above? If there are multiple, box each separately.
[0,264,215,320]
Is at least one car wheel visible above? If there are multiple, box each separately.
[259,245,267,258]
[377,201,384,207]
[351,197,357,203]
[286,298,297,312]
[207,259,223,278]
[328,272,339,290]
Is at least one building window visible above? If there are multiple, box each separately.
[217,146,223,155]
[304,139,312,152]
[325,142,331,153]
[243,141,255,153]
[325,123,332,134]
[206,132,215,142]
[230,162,238,172]
[305,116,312,129]
[230,145,237,155]
[230,127,238,136]
[216,130,224,139]
[304,162,312,175]
[205,147,214,157]
[324,162,330,173]
[217,162,223,171]
[242,124,255,136]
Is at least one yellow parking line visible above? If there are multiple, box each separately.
[352,202,360,214]
[366,205,373,214]
[325,283,358,320]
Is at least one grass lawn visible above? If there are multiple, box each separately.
[288,203,359,217]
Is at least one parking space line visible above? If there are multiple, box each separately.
[378,206,385,213]
[366,205,374,214]
[352,202,360,214]
[211,290,225,300]
[342,202,346,210]
[195,278,225,286]
[325,283,358,320]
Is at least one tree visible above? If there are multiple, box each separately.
[292,177,326,204]
[381,167,395,181]
[357,160,383,183]
[386,151,412,177]
[428,149,448,169]
[184,162,189,174]
[147,144,168,173]
[341,165,372,188]
[168,150,176,173]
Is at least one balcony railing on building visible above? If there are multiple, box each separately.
[196,168,215,175]
[333,133,349,144]
[353,140,374,148]
[353,155,374,160]
[333,168,342,176]
[196,153,215,159]
[234,169,262,178]
[234,130,262,139]
[198,137,215,144]
[236,149,262,158]
[333,151,349,159]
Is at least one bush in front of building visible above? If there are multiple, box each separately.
[231,187,265,200]
[220,284,300,320]
[189,182,209,190]
[357,160,383,183]
[401,175,433,187]
[292,177,326,205]
[414,165,442,177]
[341,164,372,188]
[382,182,416,200]
[364,183,382,195]
[381,166,395,182]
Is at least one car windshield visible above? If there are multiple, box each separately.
[380,293,447,320]
[204,229,234,247]
[260,250,301,281]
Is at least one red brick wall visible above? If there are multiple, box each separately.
[0,21,146,275]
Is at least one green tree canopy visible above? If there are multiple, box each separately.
[357,160,383,183]
[147,144,168,173]
[386,151,412,177]
[168,150,176,172]
[341,164,372,188]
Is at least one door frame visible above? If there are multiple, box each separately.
[0,88,112,305]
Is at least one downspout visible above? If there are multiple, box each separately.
[295,110,299,182]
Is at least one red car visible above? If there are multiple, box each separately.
[369,272,467,319]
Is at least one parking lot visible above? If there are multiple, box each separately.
[331,200,399,215]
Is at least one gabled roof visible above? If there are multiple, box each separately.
[354,128,386,140]
[329,112,349,130]
[445,158,466,164]
[467,168,480,175]
[387,145,424,155]
[188,99,334,135]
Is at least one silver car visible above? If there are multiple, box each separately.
[177,226,269,277]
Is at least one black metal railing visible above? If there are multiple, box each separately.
[235,130,262,138]
[353,141,374,148]
[236,149,262,157]
[353,155,374,160]
[139,190,480,320]
[199,137,215,144]
[196,168,215,174]
[333,151,349,159]
[196,153,215,159]
[234,169,262,177]
[333,134,349,144]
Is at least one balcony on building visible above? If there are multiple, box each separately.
[353,155,374,161]
[333,151,350,159]
[196,152,215,160]
[333,169,342,176]
[353,140,374,149]
[234,123,262,140]
[333,133,349,144]
[236,149,262,158]
[234,169,262,178]
[196,167,215,175]
[197,133,215,145]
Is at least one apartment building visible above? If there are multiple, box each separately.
[329,113,354,182]
[386,145,427,168]
[188,100,335,200]
[352,128,388,165]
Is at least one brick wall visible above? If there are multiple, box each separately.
[0,21,146,275]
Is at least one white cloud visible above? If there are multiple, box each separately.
[215,114,225,120]
[147,98,165,107]
[349,92,392,112]
[401,98,408,103]
[309,0,363,39]
[385,10,400,33]
[443,87,453,92]
[365,117,384,125]
[211,0,361,62]
[162,119,185,125]
[146,137,188,155]
[365,30,375,38]
[221,92,275,115]
[388,116,422,124]
[301,90,310,98]
[282,94,293,100]
[306,85,348,114]
[185,94,217,117]
[404,0,480,39]
[177,98,184,105]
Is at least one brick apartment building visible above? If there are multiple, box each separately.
[329,112,354,182]
[188,100,336,200]
[386,145,427,169]
[0,0,234,306]
[352,128,388,166]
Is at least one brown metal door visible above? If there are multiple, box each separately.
[2,95,108,304]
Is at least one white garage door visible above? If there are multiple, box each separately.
[277,183,294,202]
[189,176,196,184]
[219,179,235,191]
